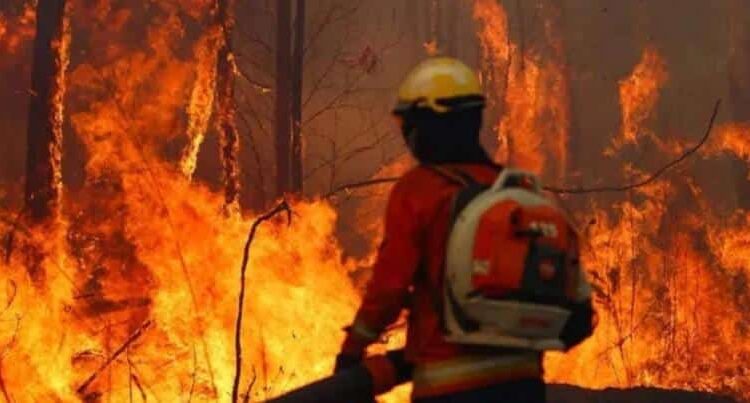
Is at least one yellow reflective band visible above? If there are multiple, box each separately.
[413,354,541,392]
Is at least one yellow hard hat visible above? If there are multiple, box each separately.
[393,57,484,115]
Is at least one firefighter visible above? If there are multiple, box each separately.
[334,57,596,403]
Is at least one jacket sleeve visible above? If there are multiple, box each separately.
[340,180,424,356]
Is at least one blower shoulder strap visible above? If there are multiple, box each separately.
[423,164,492,227]
[421,165,492,332]
[423,164,478,187]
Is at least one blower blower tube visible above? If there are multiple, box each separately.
[266,350,412,403]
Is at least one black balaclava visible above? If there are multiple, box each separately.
[400,107,493,165]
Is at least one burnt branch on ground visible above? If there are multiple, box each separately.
[232,200,292,403]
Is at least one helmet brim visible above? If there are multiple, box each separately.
[393,94,486,116]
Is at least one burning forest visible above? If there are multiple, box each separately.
[1,0,750,402]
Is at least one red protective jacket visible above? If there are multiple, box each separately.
[342,163,543,398]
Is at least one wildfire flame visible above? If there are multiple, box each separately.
[2,2,365,401]
[544,43,750,403]
[473,0,569,179]
[2,1,750,403]
[475,0,750,400]
[608,47,669,153]
[707,123,750,163]
[0,3,35,59]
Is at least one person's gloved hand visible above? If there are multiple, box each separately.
[334,353,362,373]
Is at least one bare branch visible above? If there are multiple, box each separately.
[303,1,362,58]
[323,178,400,199]
[0,363,11,403]
[242,367,257,403]
[0,316,19,403]
[323,100,721,198]
[236,108,269,205]
[302,34,404,126]
[544,99,721,194]
[304,131,395,182]
[236,27,273,55]
[3,207,27,263]
[236,65,272,93]
[302,41,348,109]
[302,72,369,126]
[187,344,197,403]
[127,348,133,403]
[232,201,292,403]
[1,281,15,315]
[76,320,152,396]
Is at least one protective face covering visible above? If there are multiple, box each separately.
[401,108,492,165]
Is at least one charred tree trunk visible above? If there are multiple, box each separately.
[216,0,240,208]
[275,0,292,197]
[275,0,304,196]
[290,0,305,193]
[24,0,70,223]
[728,0,750,209]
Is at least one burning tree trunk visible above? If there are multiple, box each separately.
[275,0,304,196]
[290,0,305,193]
[275,0,292,197]
[24,0,70,223]
[216,0,241,207]
[180,29,220,179]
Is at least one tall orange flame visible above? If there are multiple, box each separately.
[0,3,35,59]
[473,0,569,179]
[1,2,367,401]
[181,28,220,179]
[608,47,669,153]
[544,48,750,400]
[707,123,750,163]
